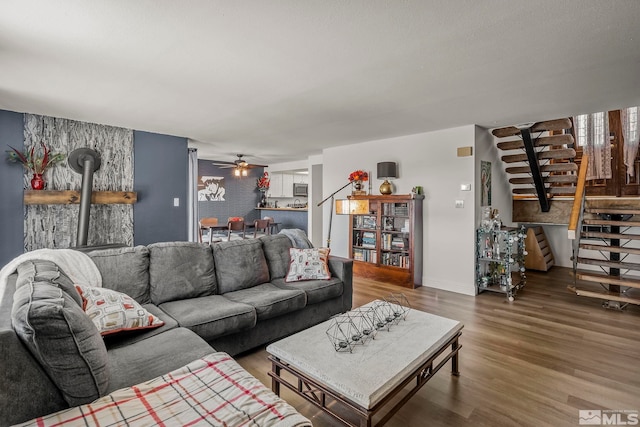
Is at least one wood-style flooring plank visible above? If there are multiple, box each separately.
[235,267,640,427]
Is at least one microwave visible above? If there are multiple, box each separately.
[293,183,308,197]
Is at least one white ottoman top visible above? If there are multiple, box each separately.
[267,300,463,408]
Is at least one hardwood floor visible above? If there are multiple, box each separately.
[235,267,640,426]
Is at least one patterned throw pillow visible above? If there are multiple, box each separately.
[285,247,331,282]
[75,285,164,335]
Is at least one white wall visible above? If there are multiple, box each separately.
[475,126,513,228]
[323,125,478,295]
[308,155,324,246]
[268,159,309,173]
[542,224,572,267]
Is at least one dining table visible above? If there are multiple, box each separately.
[201,221,281,244]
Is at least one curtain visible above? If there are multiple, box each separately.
[574,112,611,180]
[622,106,640,178]
[187,148,199,242]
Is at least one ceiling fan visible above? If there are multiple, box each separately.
[211,154,268,176]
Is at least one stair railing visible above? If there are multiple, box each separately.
[568,155,589,272]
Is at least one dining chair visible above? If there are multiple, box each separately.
[199,217,222,244]
[227,218,246,241]
[263,216,278,234]
[252,219,271,238]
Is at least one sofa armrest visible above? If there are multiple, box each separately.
[328,256,353,312]
[0,274,68,425]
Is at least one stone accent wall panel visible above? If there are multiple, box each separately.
[23,115,134,251]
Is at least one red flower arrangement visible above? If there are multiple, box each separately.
[256,171,270,191]
[348,170,368,182]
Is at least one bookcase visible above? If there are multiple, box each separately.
[347,194,424,288]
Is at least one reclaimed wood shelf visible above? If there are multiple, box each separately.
[24,190,137,205]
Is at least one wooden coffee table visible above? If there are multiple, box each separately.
[266,301,463,427]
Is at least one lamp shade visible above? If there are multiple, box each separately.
[377,162,398,179]
[336,199,370,215]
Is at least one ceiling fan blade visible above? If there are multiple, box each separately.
[211,155,268,170]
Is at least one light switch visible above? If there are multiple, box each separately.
[460,184,471,191]
[455,200,464,208]
[173,198,180,207]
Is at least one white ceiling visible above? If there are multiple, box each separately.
[1,1,639,165]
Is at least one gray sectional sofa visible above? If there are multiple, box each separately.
[0,234,353,426]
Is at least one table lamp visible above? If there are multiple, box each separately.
[377,162,398,195]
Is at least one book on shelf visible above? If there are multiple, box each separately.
[352,248,376,263]
[361,231,375,247]
[354,215,377,229]
[383,203,409,216]
[381,252,410,268]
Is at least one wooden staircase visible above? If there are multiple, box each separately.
[493,118,640,309]
[524,226,555,271]
[570,203,640,309]
[492,118,577,211]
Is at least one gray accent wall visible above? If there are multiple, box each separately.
[134,131,188,245]
[197,159,264,225]
[0,110,25,266]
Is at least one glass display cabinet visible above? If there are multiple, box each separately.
[475,225,527,301]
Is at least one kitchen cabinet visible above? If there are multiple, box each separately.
[268,172,308,197]
[282,173,294,197]
[294,174,308,184]
[268,173,283,198]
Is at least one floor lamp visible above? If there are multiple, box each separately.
[317,182,353,248]
[318,183,370,248]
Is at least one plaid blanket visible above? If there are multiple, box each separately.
[16,352,311,427]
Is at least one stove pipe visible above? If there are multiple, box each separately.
[68,148,101,247]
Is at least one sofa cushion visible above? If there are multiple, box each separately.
[159,295,256,341]
[11,260,109,407]
[213,239,270,294]
[285,247,331,282]
[106,327,214,393]
[259,234,293,280]
[223,283,306,321]
[271,277,344,305]
[148,242,217,304]
[87,245,151,304]
[75,285,165,335]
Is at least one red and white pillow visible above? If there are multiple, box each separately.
[285,247,331,282]
[75,285,164,335]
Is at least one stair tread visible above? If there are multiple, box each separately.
[502,148,577,163]
[492,119,573,138]
[581,231,640,240]
[576,257,640,271]
[513,187,576,195]
[575,270,640,288]
[509,176,577,184]
[497,134,575,150]
[506,163,578,174]
[583,219,640,227]
[568,285,640,304]
[579,243,640,255]
[586,208,640,215]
